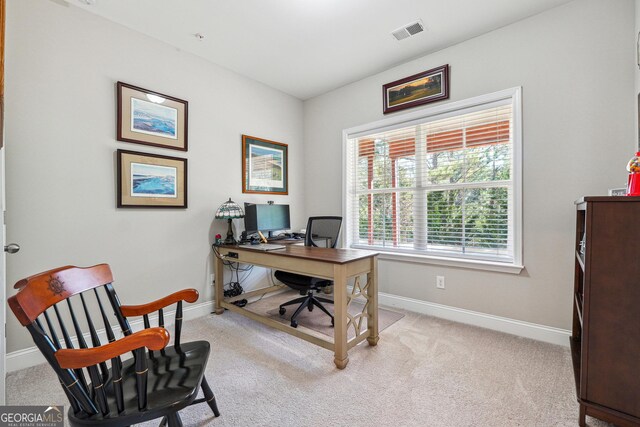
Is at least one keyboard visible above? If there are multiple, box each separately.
[242,243,286,251]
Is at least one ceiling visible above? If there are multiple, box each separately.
[69,0,572,100]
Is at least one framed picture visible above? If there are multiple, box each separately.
[242,135,288,195]
[117,82,188,151]
[117,149,187,208]
[383,64,449,114]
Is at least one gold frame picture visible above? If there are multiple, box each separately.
[117,149,187,208]
[383,64,449,114]
[242,135,288,195]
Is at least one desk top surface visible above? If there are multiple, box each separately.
[223,244,378,265]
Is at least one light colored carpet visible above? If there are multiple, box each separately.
[246,289,404,338]
[6,308,613,427]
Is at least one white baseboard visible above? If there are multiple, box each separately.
[7,300,214,373]
[7,293,570,372]
[378,292,571,347]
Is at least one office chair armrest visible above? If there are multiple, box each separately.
[55,327,170,369]
[119,289,199,317]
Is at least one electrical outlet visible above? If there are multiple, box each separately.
[436,276,445,289]
[210,273,215,284]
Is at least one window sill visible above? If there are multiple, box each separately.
[352,246,524,274]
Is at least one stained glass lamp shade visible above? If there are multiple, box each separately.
[215,198,244,244]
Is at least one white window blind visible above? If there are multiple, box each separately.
[345,90,521,265]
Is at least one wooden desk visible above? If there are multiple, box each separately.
[259,237,330,247]
[214,245,379,369]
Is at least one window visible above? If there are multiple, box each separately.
[344,88,522,271]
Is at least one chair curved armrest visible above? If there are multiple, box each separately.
[55,327,170,369]
[120,289,199,317]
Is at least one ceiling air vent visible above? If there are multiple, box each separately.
[391,19,424,41]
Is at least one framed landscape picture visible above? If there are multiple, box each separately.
[383,64,449,114]
[117,82,188,151]
[117,149,187,208]
[242,135,288,195]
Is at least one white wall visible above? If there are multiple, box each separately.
[4,0,304,352]
[304,0,636,330]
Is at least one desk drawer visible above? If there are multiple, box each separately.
[220,248,335,279]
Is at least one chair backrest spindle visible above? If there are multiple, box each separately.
[103,283,132,336]
[142,314,155,360]
[134,347,148,410]
[79,294,110,383]
[39,311,86,413]
[42,312,61,350]
[93,289,117,343]
[66,299,88,349]
[53,304,74,349]
[175,301,183,349]
[86,363,109,415]
[53,304,90,392]
[158,308,164,328]
[157,309,166,356]
[66,297,111,415]
[26,322,98,416]
[110,355,125,413]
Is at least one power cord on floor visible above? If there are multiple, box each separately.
[223,282,247,307]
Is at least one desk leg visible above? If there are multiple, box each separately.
[366,255,379,346]
[214,253,224,315]
[333,264,349,369]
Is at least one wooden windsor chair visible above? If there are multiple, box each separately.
[8,264,220,427]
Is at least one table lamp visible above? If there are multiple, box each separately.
[215,198,244,245]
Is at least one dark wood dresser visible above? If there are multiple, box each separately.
[572,197,640,426]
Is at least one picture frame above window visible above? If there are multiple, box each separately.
[117,81,188,151]
[117,149,187,208]
[242,135,288,195]
[383,64,449,114]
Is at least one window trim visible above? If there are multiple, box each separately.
[342,87,523,273]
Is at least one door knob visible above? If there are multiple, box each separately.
[4,243,20,254]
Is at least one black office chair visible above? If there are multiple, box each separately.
[275,216,342,328]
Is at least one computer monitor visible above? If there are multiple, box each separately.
[244,203,290,238]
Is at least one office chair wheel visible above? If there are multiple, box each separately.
[308,304,314,312]
[279,307,286,316]
[291,320,298,328]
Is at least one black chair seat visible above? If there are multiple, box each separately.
[70,341,210,426]
[274,271,331,291]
